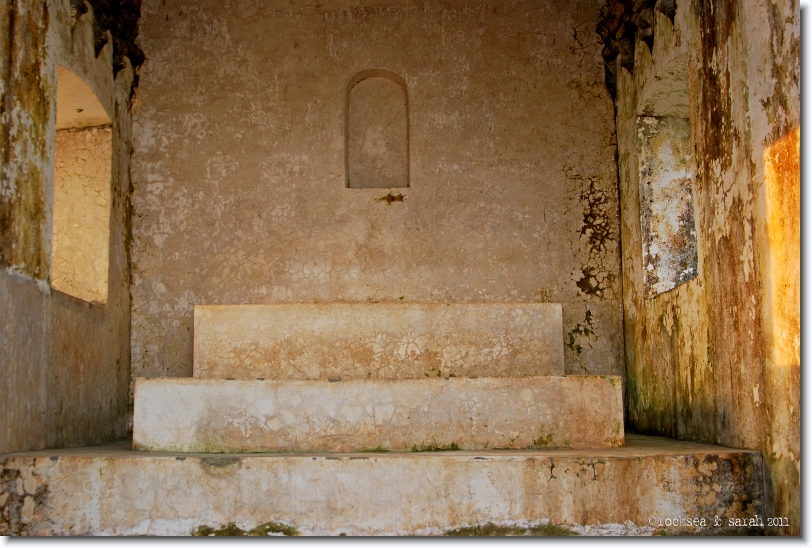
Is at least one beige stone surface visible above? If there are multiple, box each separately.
[55,65,112,131]
[0,435,764,536]
[52,126,112,305]
[0,2,133,454]
[194,302,564,380]
[133,376,622,452]
[130,0,623,383]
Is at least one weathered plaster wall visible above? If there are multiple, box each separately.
[636,115,697,297]
[0,1,133,453]
[614,0,799,534]
[52,126,112,304]
[130,0,624,384]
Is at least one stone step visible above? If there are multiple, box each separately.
[0,435,765,536]
[192,303,565,380]
[133,376,622,453]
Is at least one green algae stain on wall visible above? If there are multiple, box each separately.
[0,1,52,279]
[192,521,299,536]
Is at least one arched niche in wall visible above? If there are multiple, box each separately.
[345,69,409,189]
[635,11,696,298]
[52,65,112,305]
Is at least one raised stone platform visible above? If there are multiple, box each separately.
[0,435,764,536]
[193,303,565,380]
[133,375,623,452]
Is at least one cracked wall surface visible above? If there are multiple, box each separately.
[613,0,799,534]
[52,126,112,304]
[0,1,133,454]
[130,0,623,384]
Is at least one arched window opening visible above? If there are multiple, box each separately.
[52,65,112,305]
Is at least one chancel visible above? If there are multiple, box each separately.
[0,0,799,537]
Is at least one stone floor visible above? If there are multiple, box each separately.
[1,434,764,536]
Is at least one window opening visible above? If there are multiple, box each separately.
[52,65,112,305]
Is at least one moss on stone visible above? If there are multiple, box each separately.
[445,522,577,536]
[193,522,245,536]
[359,444,391,452]
[409,439,460,452]
[248,521,300,536]
[531,426,571,449]
[192,521,299,537]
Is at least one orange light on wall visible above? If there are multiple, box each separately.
[763,126,800,369]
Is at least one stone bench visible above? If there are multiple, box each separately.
[193,303,565,380]
[133,375,623,453]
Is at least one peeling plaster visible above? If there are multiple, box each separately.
[612,0,799,534]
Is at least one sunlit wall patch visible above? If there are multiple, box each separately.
[51,65,112,305]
